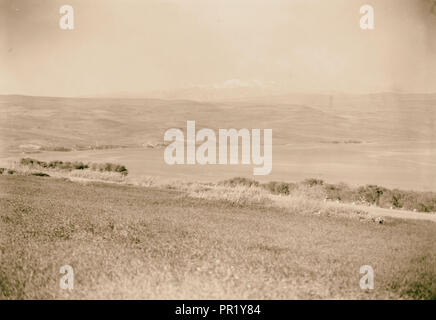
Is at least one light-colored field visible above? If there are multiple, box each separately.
[1,90,435,299]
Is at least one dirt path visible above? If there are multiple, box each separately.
[329,202,436,223]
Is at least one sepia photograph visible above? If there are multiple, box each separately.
[0,0,435,305]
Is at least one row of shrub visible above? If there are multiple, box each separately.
[221,177,324,196]
[326,184,436,212]
[19,158,128,176]
[220,177,436,213]
[0,168,15,175]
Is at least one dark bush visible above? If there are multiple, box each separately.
[48,161,63,168]
[221,177,260,188]
[20,158,35,166]
[19,158,128,176]
[262,181,294,195]
[324,183,355,202]
[116,165,128,175]
[302,178,324,187]
[357,185,385,205]
[74,162,89,170]
[31,172,50,177]
[51,147,71,152]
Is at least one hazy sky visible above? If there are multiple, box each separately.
[1,0,436,97]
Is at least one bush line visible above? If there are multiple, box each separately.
[19,158,128,176]
[220,177,436,213]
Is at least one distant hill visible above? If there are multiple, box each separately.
[0,93,435,155]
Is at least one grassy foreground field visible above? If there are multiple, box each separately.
[0,175,435,299]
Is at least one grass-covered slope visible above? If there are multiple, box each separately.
[0,175,435,299]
